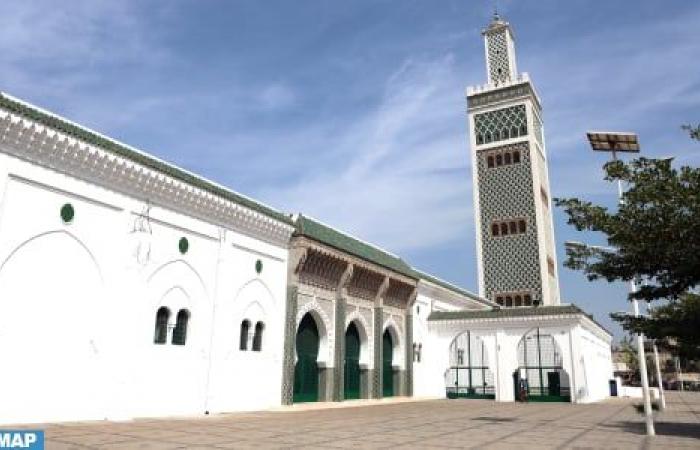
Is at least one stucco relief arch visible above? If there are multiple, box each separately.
[346,310,372,368]
[147,259,209,348]
[0,230,104,283]
[383,317,404,369]
[296,300,332,367]
[147,259,209,304]
[0,229,107,422]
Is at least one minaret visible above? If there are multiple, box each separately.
[467,13,560,307]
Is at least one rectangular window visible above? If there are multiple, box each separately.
[547,257,556,276]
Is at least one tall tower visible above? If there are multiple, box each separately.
[467,13,560,307]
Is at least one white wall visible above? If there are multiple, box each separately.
[411,300,613,405]
[0,151,289,424]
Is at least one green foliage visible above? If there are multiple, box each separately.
[612,294,700,360]
[555,127,700,357]
[682,123,700,141]
[616,335,639,373]
[555,156,700,302]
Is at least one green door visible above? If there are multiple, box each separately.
[293,314,319,403]
[382,330,394,397]
[344,322,361,400]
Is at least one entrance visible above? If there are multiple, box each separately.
[293,313,320,403]
[446,331,495,399]
[382,329,394,397]
[344,322,361,400]
[515,327,571,402]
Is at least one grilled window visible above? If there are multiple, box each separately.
[240,320,251,351]
[252,321,265,351]
[172,309,190,345]
[154,307,170,344]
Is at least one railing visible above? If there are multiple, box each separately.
[446,366,495,399]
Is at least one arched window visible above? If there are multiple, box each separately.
[477,134,484,145]
[502,127,510,140]
[485,132,492,143]
[511,126,519,138]
[172,309,190,345]
[513,150,521,163]
[504,152,512,165]
[524,294,532,306]
[509,221,518,234]
[240,320,250,351]
[154,307,170,344]
[495,154,503,166]
[500,222,509,235]
[492,223,500,236]
[496,296,504,306]
[487,155,495,168]
[520,124,527,136]
[494,130,500,141]
[506,296,513,307]
[252,321,265,351]
[518,219,526,234]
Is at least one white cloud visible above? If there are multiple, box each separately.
[258,54,475,253]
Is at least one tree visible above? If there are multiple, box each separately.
[555,127,700,357]
[612,294,700,360]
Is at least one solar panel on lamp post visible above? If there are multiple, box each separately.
[584,132,655,436]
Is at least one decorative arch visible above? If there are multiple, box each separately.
[147,259,209,304]
[147,259,209,348]
[446,331,495,399]
[382,317,403,369]
[515,327,571,402]
[0,230,104,282]
[296,300,331,366]
[346,312,371,368]
[0,229,106,422]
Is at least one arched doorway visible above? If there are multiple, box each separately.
[344,322,361,399]
[446,331,495,399]
[293,313,320,403]
[382,329,394,397]
[515,327,571,402]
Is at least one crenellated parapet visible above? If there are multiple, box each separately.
[0,93,295,247]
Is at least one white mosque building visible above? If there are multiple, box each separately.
[0,14,613,425]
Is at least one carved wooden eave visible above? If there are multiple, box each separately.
[0,110,295,247]
[290,236,418,304]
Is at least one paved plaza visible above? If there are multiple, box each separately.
[29,392,700,449]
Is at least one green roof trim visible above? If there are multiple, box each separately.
[428,304,612,336]
[412,269,493,307]
[294,215,416,279]
[0,92,293,225]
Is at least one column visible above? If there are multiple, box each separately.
[281,285,298,405]
[405,312,413,397]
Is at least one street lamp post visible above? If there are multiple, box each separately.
[579,131,655,436]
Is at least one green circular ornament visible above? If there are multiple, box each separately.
[60,203,74,223]
[179,237,189,254]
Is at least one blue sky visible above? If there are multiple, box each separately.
[2,0,699,339]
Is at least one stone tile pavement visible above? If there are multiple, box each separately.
[11,391,700,449]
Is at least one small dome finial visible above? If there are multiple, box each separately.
[493,0,500,21]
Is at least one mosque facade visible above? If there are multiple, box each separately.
[0,15,613,425]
